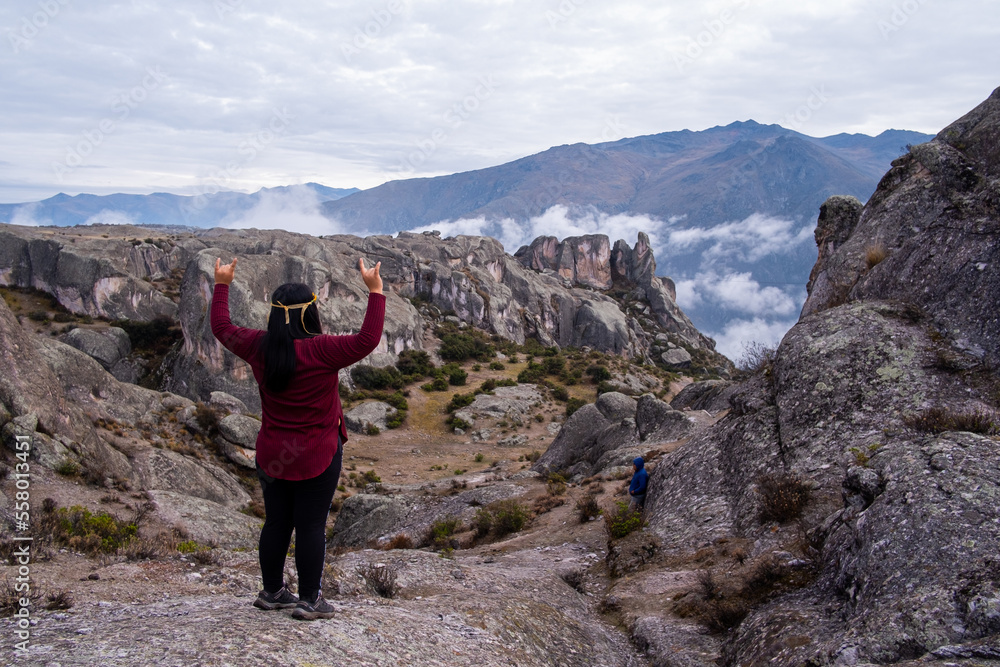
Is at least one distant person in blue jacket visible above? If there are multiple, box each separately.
[629,456,649,510]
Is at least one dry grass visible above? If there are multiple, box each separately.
[357,562,399,599]
[757,472,811,524]
[905,406,998,435]
[865,243,888,269]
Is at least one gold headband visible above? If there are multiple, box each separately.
[271,293,318,334]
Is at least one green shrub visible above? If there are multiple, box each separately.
[429,517,461,549]
[396,349,433,378]
[443,364,468,386]
[385,412,406,429]
[28,310,50,322]
[551,385,569,402]
[757,472,810,523]
[421,377,450,392]
[604,500,643,539]
[489,361,505,371]
[566,397,586,417]
[543,356,566,376]
[439,332,494,362]
[383,391,408,411]
[54,459,81,477]
[365,423,381,436]
[52,505,138,554]
[445,415,471,431]
[586,365,612,382]
[474,453,484,463]
[446,393,475,413]
[361,470,381,484]
[473,508,493,537]
[517,362,546,384]
[490,499,530,537]
[596,381,616,395]
[351,365,404,391]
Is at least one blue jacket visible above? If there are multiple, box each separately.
[629,457,648,496]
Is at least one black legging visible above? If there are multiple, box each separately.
[256,441,342,600]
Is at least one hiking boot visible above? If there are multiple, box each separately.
[291,593,336,620]
[253,585,299,610]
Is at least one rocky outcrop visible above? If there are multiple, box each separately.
[0,228,179,320]
[330,482,529,548]
[515,232,713,352]
[62,326,138,382]
[670,379,737,414]
[453,384,543,427]
[533,392,694,478]
[800,87,1000,369]
[0,224,727,409]
[344,401,397,433]
[640,87,1000,665]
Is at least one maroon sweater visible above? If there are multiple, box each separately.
[210,283,386,480]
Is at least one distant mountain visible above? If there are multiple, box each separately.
[319,122,932,233]
[0,122,935,355]
[0,183,359,228]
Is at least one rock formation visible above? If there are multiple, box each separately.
[0,224,727,412]
[533,392,696,478]
[629,86,1000,665]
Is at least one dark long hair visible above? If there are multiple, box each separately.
[260,283,322,393]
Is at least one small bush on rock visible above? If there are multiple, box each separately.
[757,472,810,524]
[357,562,399,598]
[604,500,643,540]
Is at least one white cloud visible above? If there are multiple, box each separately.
[1,0,997,202]
[84,210,135,225]
[9,203,45,226]
[223,186,345,237]
[710,316,798,363]
[676,271,798,316]
[667,213,814,263]
[410,204,665,254]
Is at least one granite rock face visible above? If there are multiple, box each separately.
[0,230,179,320]
[344,401,397,433]
[533,392,694,477]
[801,86,1000,369]
[0,224,726,410]
[640,87,1000,665]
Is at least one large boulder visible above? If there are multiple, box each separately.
[130,448,251,509]
[344,401,397,433]
[148,490,260,549]
[800,87,1000,369]
[669,379,737,414]
[328,494,411,548]
[217,414,261,448]
[62,326,135,382]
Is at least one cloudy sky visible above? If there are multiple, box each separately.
[1,0,997,205]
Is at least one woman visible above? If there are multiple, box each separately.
[211,256,384,620]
